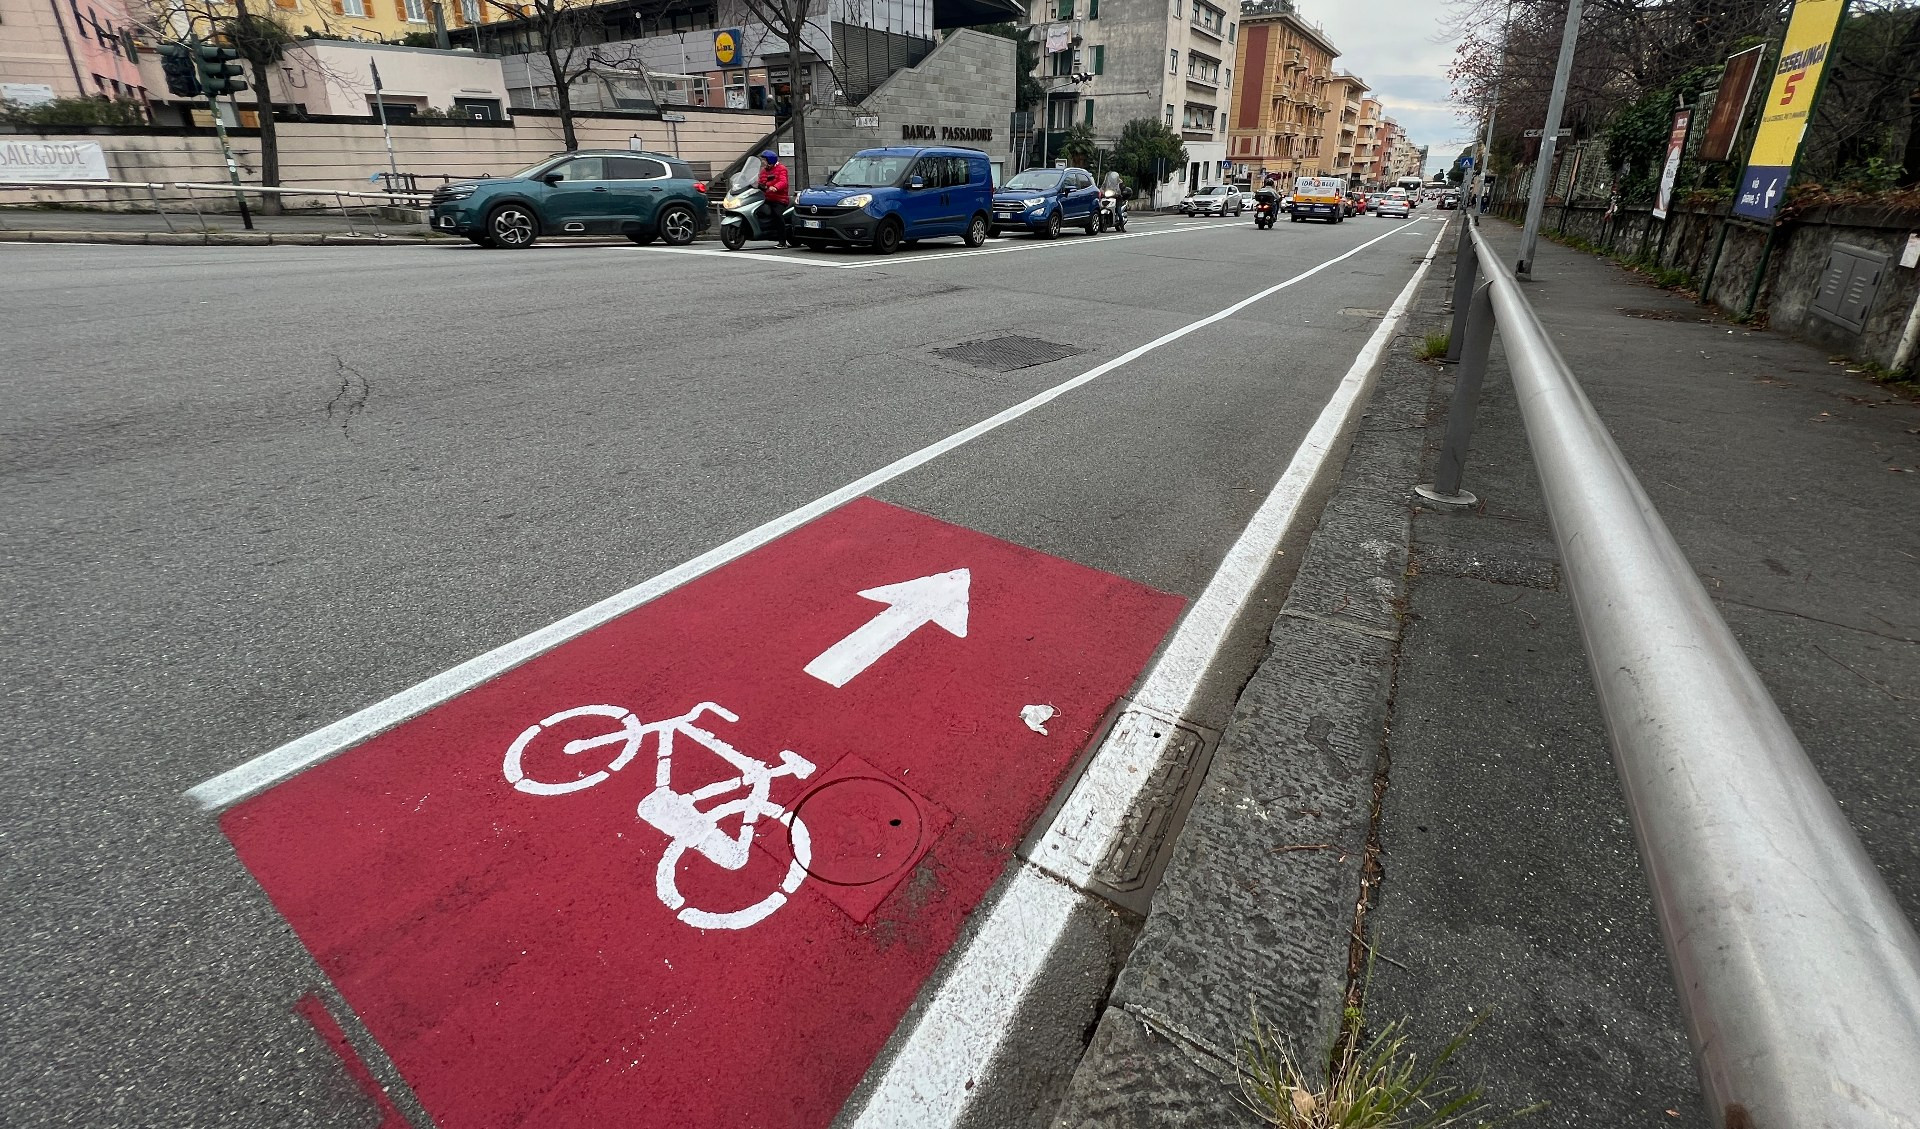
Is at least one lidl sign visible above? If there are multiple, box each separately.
[1733,0,1848,221]
[714,27,743,68]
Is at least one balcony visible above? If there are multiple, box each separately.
[1186,73,1221,91]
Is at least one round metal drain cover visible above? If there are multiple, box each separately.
[791,777,924,886]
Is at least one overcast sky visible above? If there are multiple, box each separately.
[1310,1,1468,176]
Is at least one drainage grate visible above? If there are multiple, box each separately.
[934,335,1085,373]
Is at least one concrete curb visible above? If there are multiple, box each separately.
[1045,247,1457,1127]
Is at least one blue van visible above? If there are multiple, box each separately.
[790,146,993,254]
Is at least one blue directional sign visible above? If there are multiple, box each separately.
[1733,164,1791,221]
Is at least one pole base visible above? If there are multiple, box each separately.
[1414,484,1478,509]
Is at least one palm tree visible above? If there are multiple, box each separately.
[1059,123,1100,169]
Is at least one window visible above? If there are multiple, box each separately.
[606,156,668,180]
[69,0,88,38]
[1055,0,1072,16]
[404,0,426,21]
[1083,98,1093,126]
[1186,53,1219,85]
[1088,0,1097,16]
[1228,22,1235,41]
[1092,45,1104,75]
[549,156,605,181]
[461,0,480,22]
[1169,49,1177,74]
[340,0,365,14]
[1165,103,1174,126]
[1193,3,1223,33]
[1050,50,1073,77]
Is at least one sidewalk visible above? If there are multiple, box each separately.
[0,206,444,245]
[1048,218,1917,1126]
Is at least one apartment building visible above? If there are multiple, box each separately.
[1030,0,1237,204]
[1,0,146,105]
[1226,0,1335,185]
[1316,69,1362,182]
[1351,93,1380,184]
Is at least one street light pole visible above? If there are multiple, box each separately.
[1515,0,1583,278]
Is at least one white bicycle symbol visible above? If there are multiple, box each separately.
[502,701,815,931]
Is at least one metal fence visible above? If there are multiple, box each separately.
[0,180,431,237]
[1423,214,1920,1128]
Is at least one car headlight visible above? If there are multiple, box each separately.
[1025,199,1046,210]
[440,187,474,202]
[840,193,873,209]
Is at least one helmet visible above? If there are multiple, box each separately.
[761,149,778,162]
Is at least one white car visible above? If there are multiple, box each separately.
[1181,185,1245,215]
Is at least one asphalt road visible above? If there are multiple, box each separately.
[1,211,1441,1128]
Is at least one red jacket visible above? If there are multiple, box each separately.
[758,161,790,204]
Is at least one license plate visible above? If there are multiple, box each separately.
[803,219,822,229]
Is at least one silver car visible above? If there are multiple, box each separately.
[1181,185,1245,216]
[1376,193,1411,218]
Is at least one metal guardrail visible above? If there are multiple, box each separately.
[1421,215,1920,1128]
[0,180,431,237]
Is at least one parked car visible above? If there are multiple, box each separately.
[1440,190,1461,210]
[1181,185,1245,215]
[789,146,993,254]
[1376,190,1411,218]
[990,165,1101,238]
[429,150,707,249]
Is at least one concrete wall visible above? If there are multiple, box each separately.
[285,42,513,118]
[1,0,144,102]
[1,105,774,202]
[1496,196,1920,371]
[800,28,1013,187]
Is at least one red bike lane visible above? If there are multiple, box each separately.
[221,498,1183,1128]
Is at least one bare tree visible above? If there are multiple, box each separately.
[734,0,815,187]
[479,0,599,148]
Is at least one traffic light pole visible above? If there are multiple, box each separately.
[190,33,253,230]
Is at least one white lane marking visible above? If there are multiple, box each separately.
[843,218,1450,1129]
[186,219,1425,811]
[632,220,1251,270]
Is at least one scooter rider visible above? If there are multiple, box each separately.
[757,149,790,245]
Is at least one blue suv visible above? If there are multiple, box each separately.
[990,166,1100,238]
[790,147,993,254]
[428,149,708,249]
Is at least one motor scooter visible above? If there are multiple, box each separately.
[1252,189,1279,230]
[1095,171,1128,233]
[719,157,795,251]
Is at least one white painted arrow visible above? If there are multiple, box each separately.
[804,568,971,688]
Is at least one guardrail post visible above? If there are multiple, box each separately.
[334,191,358,237]
[146,183,177,234]
[1416,279,1494,508]
[183,185,209,235]
[1444,216,1478,364]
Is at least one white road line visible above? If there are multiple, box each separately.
[185,218,1428,811]
[841,218,1450,1129]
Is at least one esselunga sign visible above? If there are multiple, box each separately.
[0,139,110,183]
[900,125,993,142]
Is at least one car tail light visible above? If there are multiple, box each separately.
[695,181,706,193]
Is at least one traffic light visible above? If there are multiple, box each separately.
[158,43,201,97]
[193,42,247,96]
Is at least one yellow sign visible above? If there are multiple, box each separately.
[1750,0,1846,168]
[714,28,742,68]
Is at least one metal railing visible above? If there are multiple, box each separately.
[0,180,431,237]
[1421,214,1920,1127]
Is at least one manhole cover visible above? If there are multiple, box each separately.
[934,335,1085,372]
[791,775,926,886]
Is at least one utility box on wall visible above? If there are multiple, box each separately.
[1811,242,1888,333]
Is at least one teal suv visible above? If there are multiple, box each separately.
[430,149,708,249]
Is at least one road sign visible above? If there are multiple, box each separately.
[221,498,1183,1129]
[713,27,742,67]
[1522,128,1572,138]
[1735,0,1848,221]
